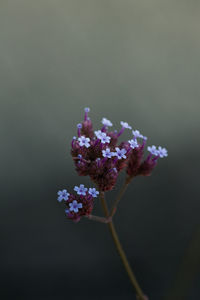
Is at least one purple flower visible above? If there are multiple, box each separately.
[88,188,99,198]
[102,118,113,127]
[114,147,127,159]
[94,130,110,143]
[99,133,111,144]
[147,145,158,156]
[78,136,90,148]
[120,121,132,129]
[132,129,147,141]
[84,107,90,113]
[128,139,139,149]
[102,148,114,158]
[74,184,88,196]
[77,123,82,129]
[69,200,83,213]
[57,189,70,202]
[157,146,168,158]
[94,130,104,139]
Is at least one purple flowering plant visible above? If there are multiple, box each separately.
[57,107,168,300]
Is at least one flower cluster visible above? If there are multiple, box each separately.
[58,107,168,221]
[71,108,168,190]
[57,185,99,222]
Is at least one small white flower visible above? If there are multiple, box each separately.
[69,200,83,213]
[120,121,132,129]
[128,139,139,149]
[147,145,158,156]
[74,184,88,196]
[84,107,90,112]
[99,133,111,144]
[57,189,70,202]
[132,129,147,140]
[94,130,104,139]
[114,147,127,159]
[88,188,99,198]
[102,148,114,158]
[157,146,168,158]
[102,118,113,127]
[78,136,90,148]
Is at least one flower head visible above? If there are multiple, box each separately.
[70,108,168,192]
[84,107,90,113]
[102,148,114,158]
[120,121,132,129]
[57,189,70,202]
[114,147,127,159]
[74,184,88,196]
[128,139,139,149]
[157,146,168,158]
[78,136,90,148]
[102,118,113,127]
[147,145,158,156]
[88,188,99,198]
[69,200,83,213]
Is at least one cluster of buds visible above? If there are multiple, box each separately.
[58,107,168,222]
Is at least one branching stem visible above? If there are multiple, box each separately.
[109,178,130,218]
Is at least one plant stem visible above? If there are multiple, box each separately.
[100,192,146,300]
[110,177,130,217]
[86,214,111,223]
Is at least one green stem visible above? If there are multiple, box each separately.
[100,192,146,300]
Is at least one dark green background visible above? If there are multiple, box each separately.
[1,1,200,299]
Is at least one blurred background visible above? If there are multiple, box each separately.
[0,0,200,299]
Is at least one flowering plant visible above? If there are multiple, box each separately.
[57,108,168,300]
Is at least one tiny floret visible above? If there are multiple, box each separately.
[132,129,147,140]
[120,121,132,129]
[69,200,83,213]
[114,148,127,159]
[147,145,158,156]
[128,139,139,149]
[99,132,111,144]
[102,148,114,158]
[78,136,90,148]
[102,118,113,127]
[77,123,82,129]
[84,107,90,112]
[73,136,77,140]
[88,188,99,198]
[78,154,82,158]
[157,146,168,158]
[74,184,88,196]
[94,130,104,139]
[57,189,70,202]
